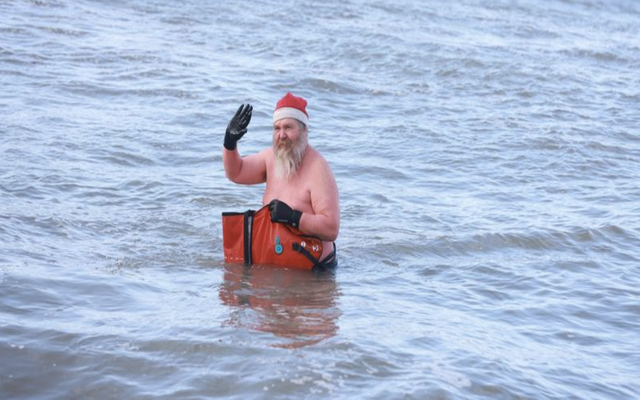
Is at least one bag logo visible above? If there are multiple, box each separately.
[275,236,283,255]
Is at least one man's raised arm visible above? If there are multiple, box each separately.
[222,104,267,185]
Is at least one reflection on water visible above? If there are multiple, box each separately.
[219,264,341,349]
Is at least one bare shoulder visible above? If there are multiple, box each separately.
[304,147,337,192]
[251,146,273,168]
[258,146,274,160]
[305,146,332,172]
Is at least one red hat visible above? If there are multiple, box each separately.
[273,92,309,126]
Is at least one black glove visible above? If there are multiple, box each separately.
[224,104,253,150]
[268,200,302,228]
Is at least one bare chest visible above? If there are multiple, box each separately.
[262,167,313,213]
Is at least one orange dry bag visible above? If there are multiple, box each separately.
[222,205,324,270]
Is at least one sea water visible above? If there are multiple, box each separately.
[1,0,639,398]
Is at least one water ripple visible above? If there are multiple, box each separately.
[2,0,640,398]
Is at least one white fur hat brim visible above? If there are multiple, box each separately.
[273,107,309,126]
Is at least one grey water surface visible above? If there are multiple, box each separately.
[2,0,640,398]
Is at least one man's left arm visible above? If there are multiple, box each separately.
[300,169,340,241]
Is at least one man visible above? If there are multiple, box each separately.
[222,92,340,266]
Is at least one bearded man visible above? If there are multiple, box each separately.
[222,93,340,266]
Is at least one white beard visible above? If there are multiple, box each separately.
[273,135,307,180]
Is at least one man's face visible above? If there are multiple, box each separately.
[272,118,308,179]
[273,118,304,150]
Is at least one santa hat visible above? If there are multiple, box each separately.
[273,92,309,126]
